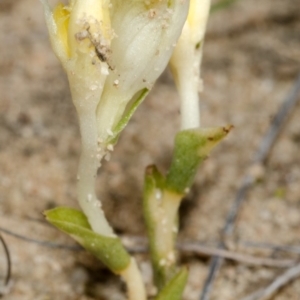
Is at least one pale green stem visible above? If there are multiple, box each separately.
[178,65,201,130]
[76,112,114,236]
[71,84,146,299]
[120,258,147,300]
[170,38,202,130]
[147,188,183,288]
[75,96,146,300]
[155,190,182,264]
[63,54,115,236]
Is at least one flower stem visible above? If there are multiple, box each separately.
[150,190,182,288]
[77,112,114,236]
[143,166,183,289]
[120,258,147,300]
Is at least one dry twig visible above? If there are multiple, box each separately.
[1,227,297,269]
[241,263,300,300]
[240,241,300,255]
[0,226,81,251]
[178,242,296,268]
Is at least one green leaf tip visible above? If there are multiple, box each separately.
[45,207,131,273]
[155,267,188,300]
[108,88,149,145]
[144,165,165,193]
[166,125,233,194]
[45,206,92,229]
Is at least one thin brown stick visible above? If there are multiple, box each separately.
[123,237,297,268]
[0,226,81,251]
[241,263,300,300]
[178,242,296,268]
[0,227,296,270]
[200,73,300,300]
[240,241,300,254]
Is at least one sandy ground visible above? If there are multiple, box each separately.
[0,0,300,299]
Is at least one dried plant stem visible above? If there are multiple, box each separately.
[241,263,300,300]
[0,226,81,250]
[1,227,297,269]
[178,242,295,268]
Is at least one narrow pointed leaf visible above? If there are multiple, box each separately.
[108,88,149,144]
[166,126,232,194]
[155,267,188,300]
[45,207,130,273]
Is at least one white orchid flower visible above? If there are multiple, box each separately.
[96,0,190,140]
[41,0,189,237]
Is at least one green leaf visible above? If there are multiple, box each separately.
[166,126,232,194]
[108,88,149,144]
[155,267,188,300]
[45,207,130,273]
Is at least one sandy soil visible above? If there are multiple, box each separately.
[0,0,300,299]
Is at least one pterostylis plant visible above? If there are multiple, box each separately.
[41,0,231,299]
